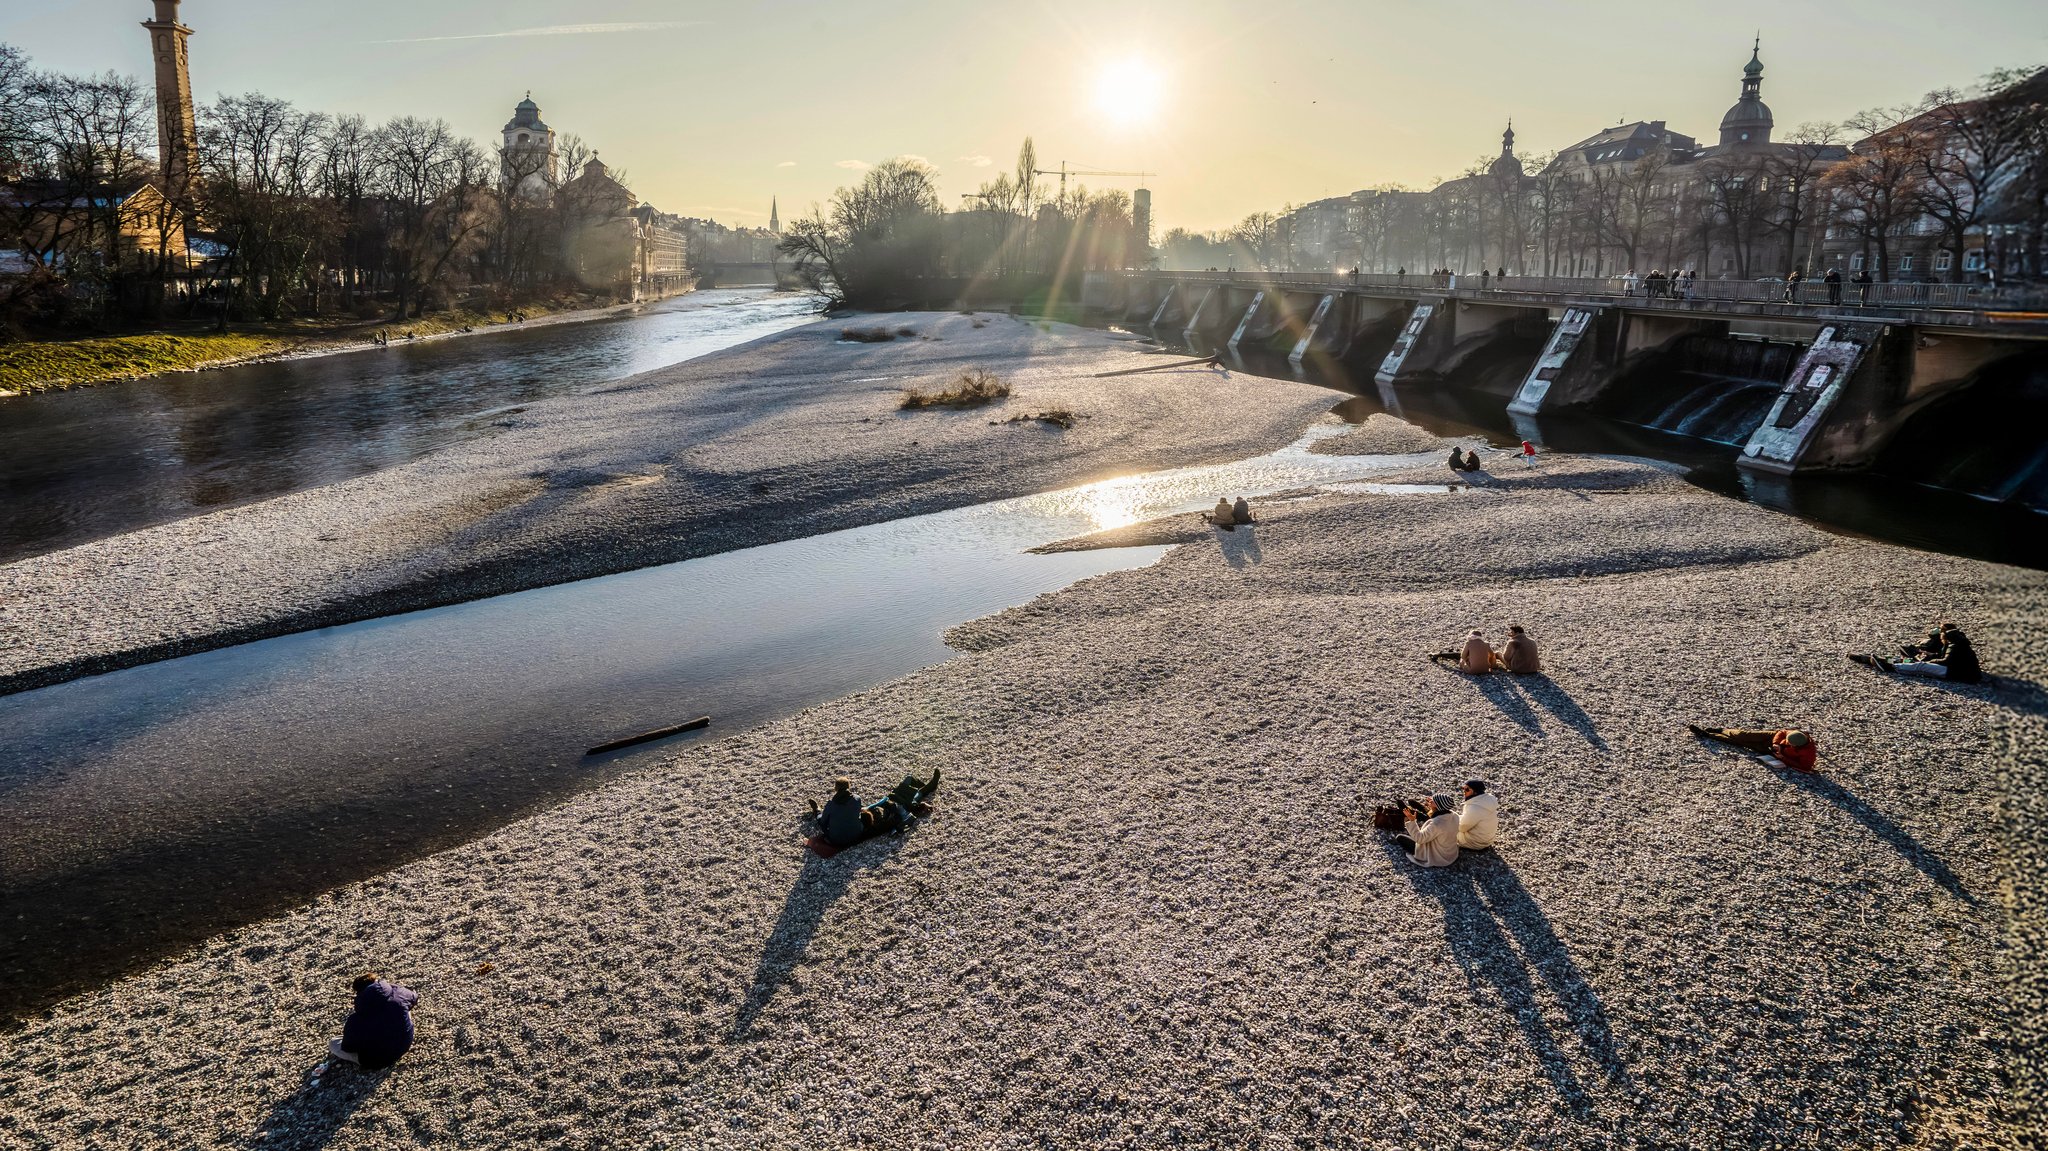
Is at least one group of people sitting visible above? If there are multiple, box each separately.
[1429,626,1542,675]
[1849,622,1981,683]
[808,770,943,848]
[1204,496,1254,529]
[1393,780,1500,867]
[1446,448,1485,473]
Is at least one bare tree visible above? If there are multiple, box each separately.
[199,93,334,322]
[776,156,944,308]
[1825,105,1923,281]
[373,116,490,319]
[1913,82,2037,281]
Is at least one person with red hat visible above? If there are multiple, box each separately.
[1519,440,1537,466]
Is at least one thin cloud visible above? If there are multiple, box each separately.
[775,160,796,168]
[835,159,871,170]
[371,22,698,44]
[959,154,993,168]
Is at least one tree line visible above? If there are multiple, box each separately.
[1178,67,2046,285]
[0,42,673,332]
[777,139,1144,309]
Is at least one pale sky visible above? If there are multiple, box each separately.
[6,1,2045,232]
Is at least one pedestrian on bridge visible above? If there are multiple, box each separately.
[1853,268,1873,305]
[1784,268,1805,303]
[1825,267,1843,306]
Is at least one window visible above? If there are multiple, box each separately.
[1935,250,1953,272]
[518,133,528,143]
[1964,249,1986,271]
[1850,253,1865,271]
[1739,132,1750,141]
[1722,258,1735,272]
[1899,254,1916,272]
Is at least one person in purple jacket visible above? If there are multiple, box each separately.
[328,972,419,1069]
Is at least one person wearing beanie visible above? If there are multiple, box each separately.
[1457,779,1500,849]
[1205,497,1236,529]
[1687,725,1819,772]
[1395,794,1461,867]
[811,771,943,847]
[1231,496,1253,524]
[329,973,419,1070]
[1499,625,1541,675]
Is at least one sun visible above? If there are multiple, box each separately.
[1092,58,1164,128]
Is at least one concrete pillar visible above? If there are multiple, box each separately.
[1740,322,1887,474]
[1148,283,1181,328]
[1508,307,1603,415]
[1182,288,1214,342]
[1374,300,1444,385]
[1228,291,1267,351]
[1289,294,1338,364]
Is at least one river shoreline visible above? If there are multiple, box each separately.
[1,445,2040,1148]
[0,313,1334,696]
[0,291,688,397]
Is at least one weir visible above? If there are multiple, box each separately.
[1089,270,2048,481]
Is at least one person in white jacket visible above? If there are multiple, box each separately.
[1396,793,1461,867]
[1457,779,1499,849]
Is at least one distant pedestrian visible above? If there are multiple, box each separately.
[1853,267,1873,305]
[1496,266,1506,279]
[1783,268,1804,303]
[1397,266,1407,283]
[329,973,419,1070]
[1519,439,1537,466]
[1622,269,1638,296]
[1824,267,1843,306]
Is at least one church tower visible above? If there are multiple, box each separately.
[501,93,559,199]
[1718,37,1774,149]
[141,0,198,200]
[768,197,780,234]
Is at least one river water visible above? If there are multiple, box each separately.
[0,289,820,563]
[0,425,1442,1022]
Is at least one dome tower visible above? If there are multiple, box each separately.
[1718,38,1774,149]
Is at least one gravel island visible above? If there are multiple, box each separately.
[3,445,2041,1149]
[0,312,1332,695]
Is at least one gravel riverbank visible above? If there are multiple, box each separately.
[0,312,1330,695]
[3,449,2041,1149]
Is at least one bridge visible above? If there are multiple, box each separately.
[695,261,798,289]
[1082,270,2048,480]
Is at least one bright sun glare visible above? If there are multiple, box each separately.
[1092,59,1164,128]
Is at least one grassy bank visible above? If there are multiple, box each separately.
[0,292,646,396]
[0,332,284,395]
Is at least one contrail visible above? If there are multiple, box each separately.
[372,22,698,44]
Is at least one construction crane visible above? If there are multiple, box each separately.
[1032,163,1154,199]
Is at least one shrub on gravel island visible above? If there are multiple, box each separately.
[902,367,1009,409]
[840,326,898,342]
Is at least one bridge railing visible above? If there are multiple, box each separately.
[1101,270,2048,313]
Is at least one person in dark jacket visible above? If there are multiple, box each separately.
[329,973,418,1069]
[1852,624,1982,683]
[1824,267,1843,305]
[814,778,867,847]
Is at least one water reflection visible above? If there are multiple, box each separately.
[0,290,819,562]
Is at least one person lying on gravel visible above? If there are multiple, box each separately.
[1850,623,1981,684]
[1430,630,1500,674]
[809,771,942,845]
[1395,794,1461,867]
[1686,726,1818,772]
[1456,780,1499,850]
[328,973,419,1070]
[1499,625,1541,674]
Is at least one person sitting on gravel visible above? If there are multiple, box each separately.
[1499,625,1541,675]
[1204,497,1237,528]
[1851,623,1981,684]
[1232,496,1254,524]
[1447,446,1468,473]
[812,778,868,847]
[1458,449,1485,472]
[1396,794,1461,867]
[1457,779,1499,850]
[1687,725,1818,772]
[1899,625,1948,661]
[329,973,419,1070]
[1430,630,1500,674]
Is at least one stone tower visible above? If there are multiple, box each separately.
[768,196,780,233]
[141,0,198,199]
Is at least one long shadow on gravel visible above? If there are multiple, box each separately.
[730,836,906,1039]
[1516,677,1609,751]
[248,1061,387,1149]
[1464,672,1543,736]
[1764,760,1977,905]
[1385,842,1628,1117]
